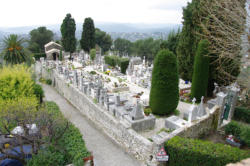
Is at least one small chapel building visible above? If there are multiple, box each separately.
[44,41,63,60]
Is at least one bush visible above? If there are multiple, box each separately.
[165,136,250,166]
[104,55,117,67]
[32,84,44,104]
[225,121,242,137]
[59,50,63,61]
[149,49,179,115]
[225,121,250,147]
[90,71,96,75]
[234,107,250,124]
[90,49,96,61]
[119,58,129,74]
[144,108,152,116]
[46,79,52,85]
[191,40,210,101]
[33,53,46,60]
[0,65,35,100]
[27,102,90,166]
[104,55,130,73]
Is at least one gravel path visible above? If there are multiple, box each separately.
[42,84,142,166]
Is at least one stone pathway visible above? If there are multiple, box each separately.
[42,84,142,166]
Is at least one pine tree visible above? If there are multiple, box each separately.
[60,13,76,60]
[80,17,95,53]
[191,40,210,101]
[149,49,179,115]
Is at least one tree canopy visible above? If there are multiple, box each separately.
[29,27,53,53]
[60,13,76,59]
[177,1,201,81]
[1,34,30,65]
[95,28,112,54]
[160,30,180,55]
[80,17,95,53]
[114,38,132,57]
[132,38,161,61]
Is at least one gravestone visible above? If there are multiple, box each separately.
[130,99,144,120]
[197,96,206,117]
[188,98,198,123]
[115,94,121,106]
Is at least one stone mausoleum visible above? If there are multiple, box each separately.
[45,41,63,60]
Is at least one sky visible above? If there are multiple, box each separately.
[0,0,191,27]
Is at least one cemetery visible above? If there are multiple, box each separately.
[34,47,243,165]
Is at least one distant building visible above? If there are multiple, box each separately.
[44,41,63,60]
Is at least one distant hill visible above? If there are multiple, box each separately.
[0,22,182,41]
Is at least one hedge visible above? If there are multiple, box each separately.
[225,121,250,147]
[149,49,179,115]
[191,40,210,101]
[27,102,90,166]
[33,53,46,60]
[119,58,129,74]
[104,55,118,67]
[32,84,44,104]
[233,107,250,124]
[104,55,130,74]
[165,136,250,166]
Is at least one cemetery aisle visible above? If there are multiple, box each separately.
[42,84,142,166]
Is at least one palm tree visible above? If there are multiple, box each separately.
[1,34,27,65]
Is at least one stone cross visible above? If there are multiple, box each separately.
[192,98,196,105]
[197,96,206,117]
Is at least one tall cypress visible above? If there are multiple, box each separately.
[191,40,210,101]
[60,13,76,60]
[80,17,95,53]
[149,49,179,115]
[177,0,206,82]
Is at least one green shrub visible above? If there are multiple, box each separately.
[59,50,63,61]
[225,121,242,137]
[46,79,52,85]
[119,58,129,74]
[104,55,130,73]
[0,65,35,100]
[144,108,152,116]
[165,136,250,166]
[104,55,117,67]
[234,107,250,124]
[90,71,96,75]
[149,49,179,115]
[28,102,90,166]
[33,53,46,60]
[240,127,250,147]
[26,146,65,166]
[90,49,96,61]
[33,84,44,104]
[225,121,250,147]
[191,40,210,101]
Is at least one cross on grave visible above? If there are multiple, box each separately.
[197,96,206,117]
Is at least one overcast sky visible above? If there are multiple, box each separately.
[0,0,191,27]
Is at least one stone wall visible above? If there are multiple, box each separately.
[178,107,220,138]
[36,62,158,166]
[35,62,223,166]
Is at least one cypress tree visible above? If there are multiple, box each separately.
[191,40,210,101]
[60,14,76,60]
[149,49,179,115]
[80,17,95,53]
[59,50,63,61]
[177,1,201,81]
